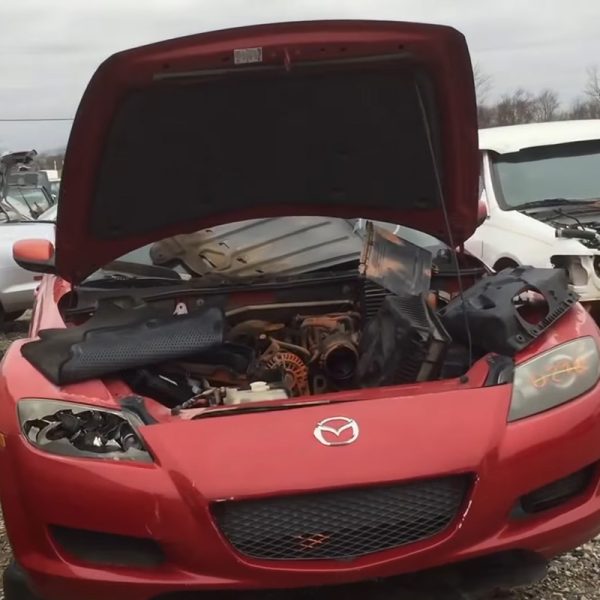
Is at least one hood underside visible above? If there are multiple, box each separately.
[57,20,479,283]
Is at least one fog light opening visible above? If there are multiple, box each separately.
[518,464,596,515]
[49,525,164,568]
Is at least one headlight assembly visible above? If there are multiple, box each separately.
[17,399,152,462]
[509,337,600,422]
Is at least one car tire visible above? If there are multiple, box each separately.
[3,561,43,600]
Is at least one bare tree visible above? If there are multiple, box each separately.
[473,63,493,104]
[535,89,560,121]
[569,97,600,120]
[585,65,600,104]
[495,89,538,126]
[477,104,497,128]
[472,67,600,127]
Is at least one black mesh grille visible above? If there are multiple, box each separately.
[212,476,469,561]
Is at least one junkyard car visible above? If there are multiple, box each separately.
[466,120,600,316]
[2,151,55,215]
[2,20,600,600]
[40,170,61,201]
[0,204,55,324]
[0,152,56,324]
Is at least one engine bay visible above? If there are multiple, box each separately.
[134,289,453,412]
[21,222,578,416]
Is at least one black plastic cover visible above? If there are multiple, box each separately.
[21,302,224,385]
[440,267,578,357]
[358,294,449,386]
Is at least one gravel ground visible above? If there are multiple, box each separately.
[0,318,599,600]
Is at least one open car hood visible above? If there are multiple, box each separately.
[57,20,479,283]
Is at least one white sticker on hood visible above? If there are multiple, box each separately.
[174,302,188,315]
[234,47,263,65]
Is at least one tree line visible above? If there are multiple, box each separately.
[476,64,600,128]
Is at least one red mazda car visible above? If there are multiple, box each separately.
[1,19,600,600]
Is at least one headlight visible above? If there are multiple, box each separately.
[509,337,600,422]
[17,399,152,462]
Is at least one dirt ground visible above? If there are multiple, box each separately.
[0,318,599,600]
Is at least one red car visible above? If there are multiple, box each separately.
[1,19,600,600]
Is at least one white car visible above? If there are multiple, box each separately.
[466,120,600,310]
[0,204,55,323]
[41,169,61,199]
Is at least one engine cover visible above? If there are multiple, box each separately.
[440,267,578,357]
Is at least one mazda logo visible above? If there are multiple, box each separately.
[313,417,359,446]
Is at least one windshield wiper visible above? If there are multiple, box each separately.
[0,203,30,223]
[516,198,600,210]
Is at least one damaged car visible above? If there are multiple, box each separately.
[466,120,600,318]
[1,20,600,600]
[0,153,56,325]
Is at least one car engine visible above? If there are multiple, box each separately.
[20,221,577,415]
[121,283,451,411]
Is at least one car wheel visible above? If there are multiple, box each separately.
[3,561,43,600]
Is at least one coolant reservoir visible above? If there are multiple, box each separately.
[224,381,289,405]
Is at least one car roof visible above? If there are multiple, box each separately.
[479,120,600,154]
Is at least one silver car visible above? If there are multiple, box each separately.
[0,204,55,324]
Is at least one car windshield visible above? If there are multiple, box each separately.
[5,186,52,218]
[491,140,600,209]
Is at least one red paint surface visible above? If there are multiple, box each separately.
[55,20,479,283]
[1,285,600,600]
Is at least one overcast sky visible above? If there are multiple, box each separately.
[1,0,599,151]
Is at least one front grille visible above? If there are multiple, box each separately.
[212,476,469,561]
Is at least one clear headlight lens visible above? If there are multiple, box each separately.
[509,337,600,422]
[17,399,152,462]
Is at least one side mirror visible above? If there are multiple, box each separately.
[477,194,489,227]
[13,239,56,274]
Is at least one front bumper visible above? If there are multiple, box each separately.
[4,551,550,600]
[3,384,600,600]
